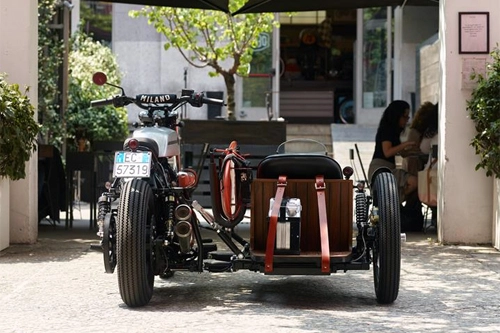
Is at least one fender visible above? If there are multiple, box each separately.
[370,166,392,189]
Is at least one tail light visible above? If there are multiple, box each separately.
[128,138,139,151]
[342,166,354,180]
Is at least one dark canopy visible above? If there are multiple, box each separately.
[101,0,230,12]
[232,0,438,15]
[101,0,438,14]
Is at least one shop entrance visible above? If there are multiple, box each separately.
[278,10,356,124]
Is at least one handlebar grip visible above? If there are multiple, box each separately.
[202,97,225,106]
[90,98,113,107]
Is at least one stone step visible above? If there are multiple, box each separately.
[286,124,333,155]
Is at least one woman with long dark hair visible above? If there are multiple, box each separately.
[368,100,417,202]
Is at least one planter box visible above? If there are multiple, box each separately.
[180,120,286,145]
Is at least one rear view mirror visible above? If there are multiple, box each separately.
[93,72,107,86]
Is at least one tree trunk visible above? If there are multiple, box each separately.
[222,73,236,121]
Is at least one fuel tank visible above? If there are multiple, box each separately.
[132,127,180,158]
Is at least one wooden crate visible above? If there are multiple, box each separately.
[250,178,353,254]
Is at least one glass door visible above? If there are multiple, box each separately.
[355,7,392,125]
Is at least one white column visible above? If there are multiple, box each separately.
[71,0,81,34]
[393,7,403,101]
[494,180,500,250]
[272,14,280,120]
[0,0,39,244]
[0,179,9,250]
[439,0,497,243]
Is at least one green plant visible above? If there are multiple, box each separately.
[38,0,64,148]
[467,47,500,178]
[66,31,128,150]
[131,1,276,120]
[0,74,41,180]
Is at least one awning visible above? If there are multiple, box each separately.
[232,0,439,15]
[100,0,438,15]
[100,0,230,12]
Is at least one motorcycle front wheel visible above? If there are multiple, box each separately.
[116,178,155,307]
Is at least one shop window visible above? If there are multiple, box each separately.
[242,32,273,108]
[361,7,388,108]
[81,1,112,45]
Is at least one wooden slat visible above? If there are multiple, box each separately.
[250,179,353,253]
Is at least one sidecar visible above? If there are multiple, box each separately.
[208,140,402,304]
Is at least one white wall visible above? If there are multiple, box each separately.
[0,0,39,245]
[420,40,440,104]
[494,180,500,250]
[112,4,228,123]
[400,6,439,104]
[0,179,9,250]
[439,0,497,244]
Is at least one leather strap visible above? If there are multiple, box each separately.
[315,176,330,273]
[265,175,287,273]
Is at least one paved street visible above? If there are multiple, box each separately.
[1,124,500,332]
[1,206,500,332]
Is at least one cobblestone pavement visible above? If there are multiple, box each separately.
[1,212,500,333]
[2,125,500,332]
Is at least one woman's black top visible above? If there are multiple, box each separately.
[372,126,401,165]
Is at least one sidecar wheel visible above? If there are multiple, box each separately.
[116,179,155,307]
[372,172,401,304]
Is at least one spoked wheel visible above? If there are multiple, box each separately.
[372,171,401,304]
[103,212,117,273]
[116,179,155,307]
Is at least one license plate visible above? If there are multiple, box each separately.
[113,151,152,178]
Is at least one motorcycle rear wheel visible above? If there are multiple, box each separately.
[116,179,155,307]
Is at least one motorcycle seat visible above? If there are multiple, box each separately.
[256,153,342,180]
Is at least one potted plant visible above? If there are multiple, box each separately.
[0,73,40,180]
[66,32,128,151]
[466,47,500,178]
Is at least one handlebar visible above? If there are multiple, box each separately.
[90,91,225,110]
[90,98,115,108]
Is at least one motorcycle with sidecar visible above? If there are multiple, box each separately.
[90,72,402,307]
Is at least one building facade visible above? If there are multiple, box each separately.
[0,0,499,250]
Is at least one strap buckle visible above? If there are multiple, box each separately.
[315,176,326,190]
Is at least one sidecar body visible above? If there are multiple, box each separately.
[216,141,402,304]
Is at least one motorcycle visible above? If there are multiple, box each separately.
[90,72,232,307]
[91,73,402,308]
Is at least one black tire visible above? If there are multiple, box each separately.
[339,98,354,124]
[103,213,117,274]
[372,172,401,304]
[116,179,155,307]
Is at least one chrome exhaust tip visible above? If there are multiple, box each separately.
[174,220,192,253]
[175,204,192,221]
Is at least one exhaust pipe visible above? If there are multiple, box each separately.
[174,204,192,221]
[174,220,192,253]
